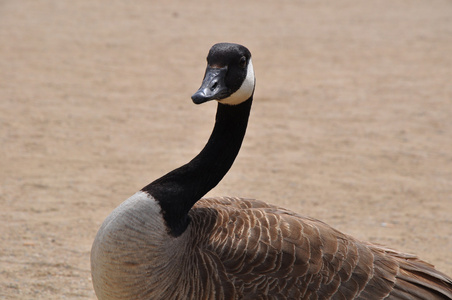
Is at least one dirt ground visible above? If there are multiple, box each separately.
[1,0,451,298]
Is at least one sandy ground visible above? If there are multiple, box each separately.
[1,0,451,298]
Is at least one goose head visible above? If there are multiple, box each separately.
[191,43,255,105]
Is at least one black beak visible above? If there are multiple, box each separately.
[191,66,229,104]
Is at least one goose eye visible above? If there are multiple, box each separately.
[239,56,247,68]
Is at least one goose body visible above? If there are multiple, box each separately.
[91,43,452,299]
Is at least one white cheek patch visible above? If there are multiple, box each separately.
[220,59,255,105]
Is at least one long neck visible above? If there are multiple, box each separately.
[142,97,253,236]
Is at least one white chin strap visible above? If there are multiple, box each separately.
[219,59,255,105]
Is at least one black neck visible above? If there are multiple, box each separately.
[142,97,253,236]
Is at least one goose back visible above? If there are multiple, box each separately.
[190,197,452,299]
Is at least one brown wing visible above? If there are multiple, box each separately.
[191,197,452,299]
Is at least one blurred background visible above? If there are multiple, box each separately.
[1,0,451,298]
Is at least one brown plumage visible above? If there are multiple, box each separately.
[183,197,452,299]
[91,43,452,299]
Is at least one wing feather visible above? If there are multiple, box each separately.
[188,197,452,299]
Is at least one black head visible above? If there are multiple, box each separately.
[192,43,255,105]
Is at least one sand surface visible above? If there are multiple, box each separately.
[1,0,451,298]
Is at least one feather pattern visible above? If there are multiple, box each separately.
[177,197,452,300]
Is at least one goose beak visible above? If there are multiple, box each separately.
[191,66,229,104]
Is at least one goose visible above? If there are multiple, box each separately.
[90,42,452,300]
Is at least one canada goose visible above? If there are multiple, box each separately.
[91,43,452,299]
